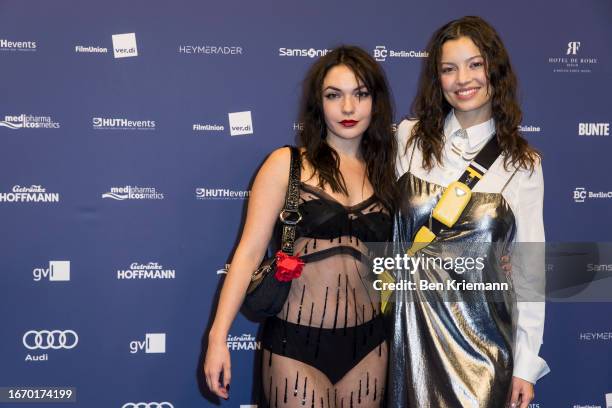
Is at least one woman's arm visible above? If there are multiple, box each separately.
[204,147,291,398]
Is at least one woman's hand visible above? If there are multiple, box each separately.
[501,255,512,275]
[508,376,534,408]
[204,337,231,399]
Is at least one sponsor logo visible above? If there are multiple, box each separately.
[102,186,164,201]
[129,333,166,354]
[373,45,428,62]
[573,187,612,203]
[178,45,243,55]
[293,122,304,131]
[75,45,108,53]
[33,261,70,281]
[117,262,176,280]
[279,47,331,58]
[193,123,225,132]
[519,125,541,133]
[112,33,138,58]
[578,123,610,136]
[0,185,60,203]
[122,403,174,408]
[548,41,598,74]
[0,38,37,52]
[228,111,253,136]
[196,188,250,200]
[217,264,230,275]
[572,405,602,408]
[92,117,155,130]
[227,334,260,351]
[606,393,612,408]
[240,405,258,408]
[579,332,612,340]
[0,113,60,130]
[23,329,78,362]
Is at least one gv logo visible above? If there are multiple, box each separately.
[33,261,70,281]
[567,41,581,55]
[23,330,79,350]
[121,403,174,408]
[129,333,166,354]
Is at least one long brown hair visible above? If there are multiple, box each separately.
[409,16,540,171]
[298,45,397,210]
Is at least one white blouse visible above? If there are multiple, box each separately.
[395,111,550,384]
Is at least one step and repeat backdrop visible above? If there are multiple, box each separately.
[1,0,611,407]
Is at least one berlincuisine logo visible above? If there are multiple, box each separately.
[373,45,428,62]
[102,186,164,201]
[0,185,60,203]
[0,114,60,130]
[92,117,156,130]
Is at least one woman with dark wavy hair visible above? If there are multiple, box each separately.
[388,16,549,408]
[205,45,396,407]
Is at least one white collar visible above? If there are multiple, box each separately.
[444,110,495,151]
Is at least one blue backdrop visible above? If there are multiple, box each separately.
[1,0,611,407]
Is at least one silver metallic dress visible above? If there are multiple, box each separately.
[386,171,517,408]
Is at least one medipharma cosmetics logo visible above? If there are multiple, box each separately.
[196,188,250,200]
[0,114,60,130]
[112,33,138,58]
[548,41,598,74]
[129,333,166,354]
[93,117,156,130]
[102,186,164,201]
[117,262,176,280]
[33,261,70,282]
[0,38,37,52]
[228,111,253,136]
[0,185,60,203]
[279,47,331,58]
[373,45,428,62]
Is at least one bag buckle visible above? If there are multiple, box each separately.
[279,209,302,225]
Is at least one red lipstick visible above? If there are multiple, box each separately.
[340,120,358,127]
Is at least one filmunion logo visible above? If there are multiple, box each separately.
[0,38,37,51]
[129,333,166,354]
[112,33,138,58]
[373,45,428,62]
[519,125,541,133]
[117,262,176,280]
[578,123,609,136]
[33,261,70,282]
[0,114,60,130]
[0,185,59,203]
[196,188,250,200]
[122,403,174,408]
[75,45,108,53]
[102,186,164,201]
[279,47,332,58]
[228,111,253,136]
[193,123,224,132]
[548,41,598,74]
[226,333,260,351]
[178,45,243,55]
[573,187,612,203]
[93,117,156,130]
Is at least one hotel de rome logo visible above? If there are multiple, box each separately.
[102,186,164,201]
[0,38,37,52]
[22,329,79,362]
[129,333,166,354]
[117,262,176,280]
[0,185,60,203]
[548,41,598,74]
[0,113,61,130]
[373,45,428,62]
[33,261,71,282]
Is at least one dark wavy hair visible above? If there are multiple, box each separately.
[409,16,540,171]
[298,45,397,210]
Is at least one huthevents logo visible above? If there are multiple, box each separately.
[117,262,176,280]
[228,111,253,136]
[196,188,250,200]
[129,333,166,354]
[0,114,60,130]
[112,33,138,58]
[92,117,155,130]
[33,261,71,282]
[548,41,598,74]
[373,45,428,62]
[0,185,60,203]
[102,186,164,201]
[0,38,37,52]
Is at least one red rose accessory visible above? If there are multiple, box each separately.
[274,251,305,282]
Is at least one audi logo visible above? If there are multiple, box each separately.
[121,403,174,408]
[22,330,79,350]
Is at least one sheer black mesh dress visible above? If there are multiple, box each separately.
[261,181,391,408]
